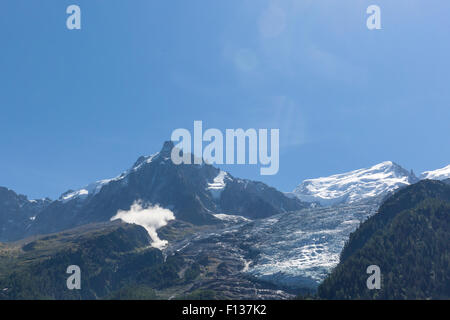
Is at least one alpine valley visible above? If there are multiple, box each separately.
[0,141,449,299]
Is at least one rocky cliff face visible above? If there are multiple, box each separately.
[0,187,51,242]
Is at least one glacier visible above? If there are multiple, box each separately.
[166,200,379,290]
[421,164,450,180]
[291,161,418,205]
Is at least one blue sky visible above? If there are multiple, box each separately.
[1,0,449,199]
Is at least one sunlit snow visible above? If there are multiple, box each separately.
[421,164,450,180]
[292,161,415,205]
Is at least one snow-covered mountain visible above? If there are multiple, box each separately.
[291,161,419,206]
[17,141,306,240]
[420,164,450,181]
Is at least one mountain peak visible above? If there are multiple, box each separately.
[292,161,417,205]
[160,140,175,155]
[376,160,394,167]
[420,164,450,181]
[58,142,178,203]
[372,161,405,171]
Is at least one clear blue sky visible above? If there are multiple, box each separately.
[1,0,449,199]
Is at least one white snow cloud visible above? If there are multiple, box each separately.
[111,201,175,249]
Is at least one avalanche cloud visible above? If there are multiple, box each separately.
[111,201,175,249]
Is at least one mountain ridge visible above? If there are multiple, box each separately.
[0,141,306,242]
[1,143,448,245]
[0,187,51,242]
[290,161,450,206]
[291,161,418,205]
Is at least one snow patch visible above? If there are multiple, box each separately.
[213,213,251,223]
[421,164,450,181]
[207,171,229,199]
